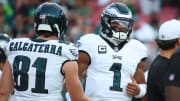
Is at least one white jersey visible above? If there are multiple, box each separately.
[78,34,147,101]
[6,38,78,101]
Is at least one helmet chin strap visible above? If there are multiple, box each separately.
[54,24,62,40]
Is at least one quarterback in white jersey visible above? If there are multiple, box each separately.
[77,2,147,101]
[0,2,90,101]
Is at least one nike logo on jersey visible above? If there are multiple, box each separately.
[69,49,78,57]
[112,55,122,60]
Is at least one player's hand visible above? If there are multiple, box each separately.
[126,75,140,96]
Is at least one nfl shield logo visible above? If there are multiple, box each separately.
[169,74,175,81]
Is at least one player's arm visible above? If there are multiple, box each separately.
[77,51,90,79]
[62,61,90,101]
[166,86,180,101]
[134,59,146,84]
[133,60,148,101]
[0,60,14,101]
[127,59,147,99]
[0,63,5,71]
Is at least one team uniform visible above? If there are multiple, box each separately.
[6,38,78,101]
[147,55,170,101]
[0,47,7,77]
[78,34,147,101]
[165,49,180,87]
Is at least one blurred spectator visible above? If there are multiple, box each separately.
[59,0,70,15]
[83,18,93,34]
[168,0,180,19]
[88,0,112,28]
[0,3,12,37]
[132,12,160,70]
[2,2,13,24]
[0,0,7,4]
[133,13,160,42]
[97,0,112,6]
[11,11,25,38]
[0,0,178,43]
[115,0,136,14]
[70,0,91,17]
[67,0,93,43]
[69,18,93,43]
[18,26,35,38]
[139,0,161,16]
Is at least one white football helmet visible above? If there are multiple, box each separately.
[101,2,134,42]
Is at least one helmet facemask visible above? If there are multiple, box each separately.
[110,18,133,41]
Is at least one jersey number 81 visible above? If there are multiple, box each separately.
[13,55,48,94]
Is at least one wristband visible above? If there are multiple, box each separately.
[65,92,71,101]
[134,84,147,98]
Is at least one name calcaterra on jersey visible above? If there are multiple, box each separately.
[9,41,62,56]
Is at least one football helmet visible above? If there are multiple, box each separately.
[0,33,11,49]
[34,2,68,40]
[101,2,134,41]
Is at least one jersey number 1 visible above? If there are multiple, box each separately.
[13,55,48,94]
[109,63,123,92]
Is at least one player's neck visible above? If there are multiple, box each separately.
[101,34,122,46]
[37,35,58,40]
[160,48,177,59]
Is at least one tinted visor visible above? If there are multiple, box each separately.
[110,19,131,33]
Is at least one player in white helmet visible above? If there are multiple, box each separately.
[77,2,147,101]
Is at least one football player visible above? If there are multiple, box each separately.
[0,33,10,75]
[77,2,147,101]
[0,2,90,101]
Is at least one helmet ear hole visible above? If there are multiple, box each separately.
[34,2,68,40]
